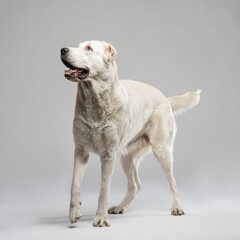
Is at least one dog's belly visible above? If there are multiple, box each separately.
[116,113,152,155]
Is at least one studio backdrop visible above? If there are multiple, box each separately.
[0,0,240,239]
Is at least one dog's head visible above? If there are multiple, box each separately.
[60,41,117,82]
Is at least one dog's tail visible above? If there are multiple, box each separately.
[168,90,201,116]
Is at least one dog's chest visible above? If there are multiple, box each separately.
[73,117,119,154]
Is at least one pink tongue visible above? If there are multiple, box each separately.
[65,69,78,74]
[65,69,85,79]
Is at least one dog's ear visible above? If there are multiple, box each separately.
[103,42,117,64]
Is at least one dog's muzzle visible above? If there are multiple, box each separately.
[61,48,89,80]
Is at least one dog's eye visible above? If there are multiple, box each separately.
[87,46,92,51]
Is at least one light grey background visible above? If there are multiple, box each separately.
[1,0,240,239]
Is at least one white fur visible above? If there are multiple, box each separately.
[61,40,201,227]
[168,89,201,115]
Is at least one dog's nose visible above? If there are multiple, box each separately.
[61,48,69,54]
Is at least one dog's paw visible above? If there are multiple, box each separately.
[108,205,126,214]
[93,215,110,227]
[171,207,185,216]
[69,204,81,224]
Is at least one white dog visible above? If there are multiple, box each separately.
[60,40,201,227]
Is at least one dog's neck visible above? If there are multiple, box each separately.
[74,73,126,128]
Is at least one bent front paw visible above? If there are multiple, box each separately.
[69,204,81,224]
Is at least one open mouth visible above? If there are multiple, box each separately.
[64,68,89,80]
[61,58,89,80]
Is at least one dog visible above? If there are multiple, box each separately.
[60,40,201,227]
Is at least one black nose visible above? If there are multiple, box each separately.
[61,48,69,54]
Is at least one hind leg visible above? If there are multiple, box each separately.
[153,145,185,215]
[149,111,185,215]
[108,139,150,214]
[108,155,141,214]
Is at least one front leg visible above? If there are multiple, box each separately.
[93,152,116,227]
[69,147,89,224]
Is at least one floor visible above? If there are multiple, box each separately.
[1,185,240,240]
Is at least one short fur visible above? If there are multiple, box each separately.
[60,40,201,227]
